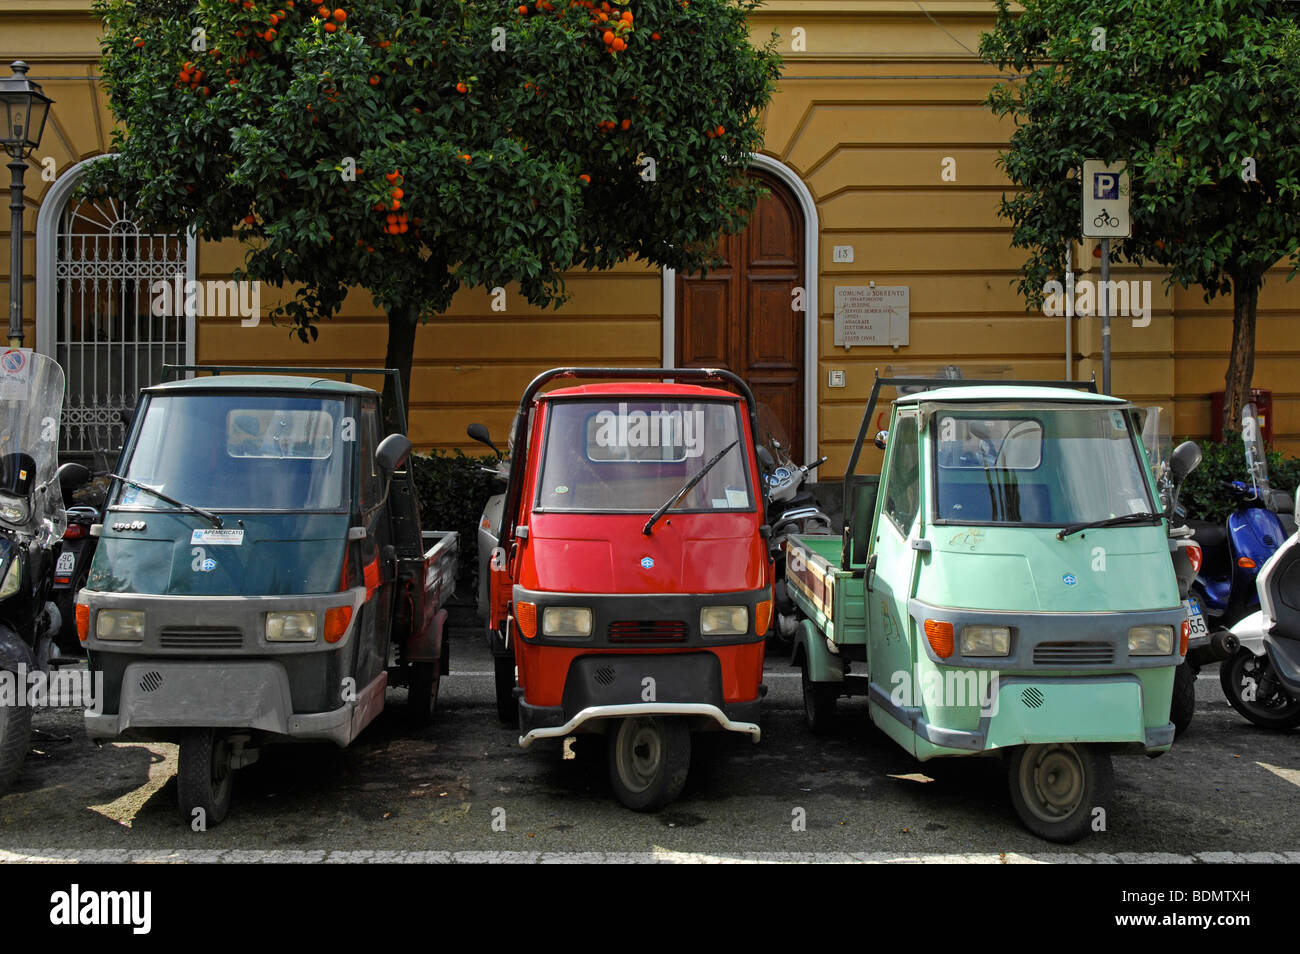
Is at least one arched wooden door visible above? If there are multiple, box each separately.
[675,169,805,460]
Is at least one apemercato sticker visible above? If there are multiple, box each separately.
[191,528,244,546]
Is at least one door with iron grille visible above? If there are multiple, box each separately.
[52,194,189,464]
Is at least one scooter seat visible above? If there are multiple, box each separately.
[1186,518,1227,549]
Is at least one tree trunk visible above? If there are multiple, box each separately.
[1223,273,1261,437]
[382,304,418,436]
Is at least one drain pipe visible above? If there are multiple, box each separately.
[1064,243,1073,381]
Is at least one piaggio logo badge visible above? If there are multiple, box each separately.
[1062,573,1078,586]
[640,557,655,569]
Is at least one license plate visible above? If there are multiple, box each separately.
[56,552,76,575]
[1186,599,1208,637]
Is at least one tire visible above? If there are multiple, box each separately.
[0,699,32,797]
[407,661,440,727]
[177,729,234,828]
[1008,742,1113,843]
[606,716,690,812]
[800,661,838,735]
[1170,662,1197,737]
[1219,648,1300,730]
[494,654,517,724]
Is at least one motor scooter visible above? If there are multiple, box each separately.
[0,350,90,795]
[1220,530,1300,729]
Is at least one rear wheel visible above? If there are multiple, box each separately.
[494,654,517,724]
[800,662,838,734]
[1170,662,1197,737]
[1220,648,1300,730]
[1008,742,1112,843]
[177,729,233,828]
[407,661,440,727]
[0,698,33,796]
[607,716,690,812]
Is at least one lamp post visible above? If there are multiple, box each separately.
[1,61,53,350]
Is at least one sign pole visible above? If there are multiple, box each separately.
[1101,237,1110,394]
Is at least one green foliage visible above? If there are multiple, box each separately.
[409,448,501,595]
[980,0,1300,308]
[1178,430,1300,522]
[84,0,783,337]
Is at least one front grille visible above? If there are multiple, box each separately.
[1032,641,1114,666]
[608,620,687,643]
[159,627,244,650]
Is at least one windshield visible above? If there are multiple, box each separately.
[0,350,67,540]
[115,393,352,512]
[931,404,1154,525]
[535,398,753,513]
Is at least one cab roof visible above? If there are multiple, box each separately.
[895,385,1125,406]
[542,381,742,401]
[144,374,377,396]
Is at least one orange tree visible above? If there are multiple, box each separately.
[85,0,781,428]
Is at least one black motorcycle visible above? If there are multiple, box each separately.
[0,350,89,795]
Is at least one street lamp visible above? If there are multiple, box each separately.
[1,61,53,349]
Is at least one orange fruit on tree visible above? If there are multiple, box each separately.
[611,37,625,51]
[317,4,328,15]
[392,187,404,199]
[369,75,380,85]
[578,173,590,183]
[324,22,336,32]
[333,8,346,22]
[132,36,144,48]
[603,30,614,44]
[456,81,468,93]
[621,118,630,130]
[715,124,725,136]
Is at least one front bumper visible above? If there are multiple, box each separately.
[84,661,386,747]
[517,650,761,746]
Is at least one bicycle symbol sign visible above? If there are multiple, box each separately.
[1081,159,1130,238]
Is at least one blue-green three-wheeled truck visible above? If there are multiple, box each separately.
[785,375,1200,842]
[77,366,457,826]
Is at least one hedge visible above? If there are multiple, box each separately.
[1178,431,1300,524]
[409,449,503,596]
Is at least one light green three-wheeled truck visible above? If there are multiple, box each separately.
[786,375,1198,842]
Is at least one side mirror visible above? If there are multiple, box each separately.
[56,462,92,496]
[376,433,412,476]
[756,445,776,471]
[467,422,502,460]
[1169,440,1202,483]
[873,430,889,450]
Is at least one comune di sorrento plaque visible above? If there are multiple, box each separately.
[833,285,910,349]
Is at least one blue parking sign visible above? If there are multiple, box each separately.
[1093,172,1119,200]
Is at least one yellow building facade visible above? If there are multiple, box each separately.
[3,0,1298,473]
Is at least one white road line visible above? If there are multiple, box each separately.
[3,848,1298,864]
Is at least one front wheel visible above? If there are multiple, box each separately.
[0,698,33,796]
[800,662,838,735]
[494,654,517,724]
[607,716,690,812]
[1170,662,1197,737]
[177,729,234,829]
[1220,648,1300,730]
[1008,742,1113,843]
[407,661,440,727]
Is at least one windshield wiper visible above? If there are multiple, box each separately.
[110,475,224,529]
[642,440,739,536]
[1056,510,1165,540]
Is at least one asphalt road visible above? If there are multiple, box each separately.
[1,616,1297,863]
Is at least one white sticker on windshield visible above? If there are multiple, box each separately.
[0,350,32,400]
[725,488,748,508]
[711,498,728,509]
[1128,498,1147,513]
[1110,411,1126,431]
[191,528,244,546]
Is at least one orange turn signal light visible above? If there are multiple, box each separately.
[516,601,538,639]
[1179,620,1190,657]
[755,598,773,637]
[76,604,90,643]
[924,619,954,658]
[1237,556,1257,569]
[324,605,353,643]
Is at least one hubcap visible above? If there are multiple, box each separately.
[616,718,663,794]
[1021,744,1085,822]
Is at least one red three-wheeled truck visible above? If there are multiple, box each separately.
[471,368,772,811]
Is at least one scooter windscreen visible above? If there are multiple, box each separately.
[0,350,67,540]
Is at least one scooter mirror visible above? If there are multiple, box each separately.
[873,430,889,450]
[56,462,91,496]
[756,445,776,471]
[1169,440,1202,483]
[376,433,412,475]
[467,422,502,459]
